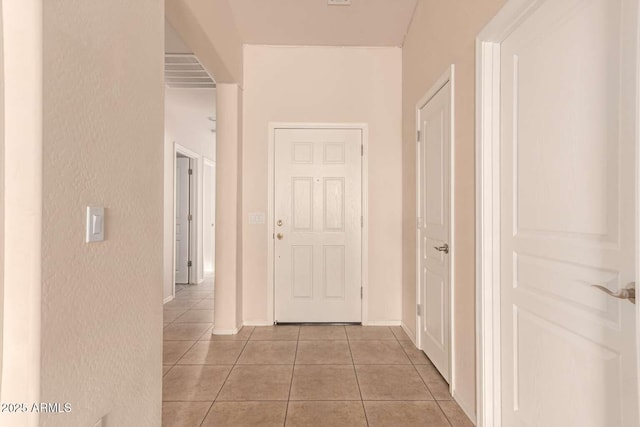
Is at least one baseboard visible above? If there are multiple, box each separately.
[243,321,273,326]
[452,389,477,426]
[163,295,174,304]
[362,320,401,326]
[211,327,239,336]
[401,321,417,345]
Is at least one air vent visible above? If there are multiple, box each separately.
[328,0,351,5]
[164,54,215,89]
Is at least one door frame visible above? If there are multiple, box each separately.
[203,157,216,277]
[475,0,640,425]
[266,123,369,325]
[415,65,456,390]
[173,143,200,291]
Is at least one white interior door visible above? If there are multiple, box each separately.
[418,82,451,382]
[203,160,215,275]
[175,156,190,284]
[499,0,638,425]
[274,128,362,323]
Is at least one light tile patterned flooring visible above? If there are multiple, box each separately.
[163,282,473,426]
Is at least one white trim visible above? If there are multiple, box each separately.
[363,320,401,326]
[243,321,274,327]
[475,2,549,426]
[163,295,174,304]
[203,158,216,276]
[267,122,369,325]
[415,64,457,404]
[211,328,239,336]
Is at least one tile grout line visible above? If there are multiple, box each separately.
[346,326,370,427]
[283,326,300,426]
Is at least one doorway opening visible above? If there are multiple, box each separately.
[164,20,217,301]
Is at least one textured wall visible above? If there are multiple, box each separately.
[402,0,505,419]
[242,45,402,324]
[41,1,164,425]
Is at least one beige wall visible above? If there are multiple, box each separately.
[40,1,164,425]
[402,0,505,419]
[0,2,42,425]
[242,45,402,324]
[214,83,244,333]
[166,0,243,84]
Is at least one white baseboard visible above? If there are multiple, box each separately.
[243,321,273,326]
[401,321,417,345]
[163,295,174,304]
[452,389,477,426]
[211,327,239,336]
[362,320,401,326]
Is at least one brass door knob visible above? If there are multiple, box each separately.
[276,233,284,240]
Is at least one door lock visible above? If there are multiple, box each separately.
[277,219,283,227]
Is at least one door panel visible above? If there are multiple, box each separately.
[274,128,362,322]
[418,81,451,381]
[175,157,190,284]
[500,0,638,425]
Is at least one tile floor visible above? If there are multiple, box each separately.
[163,283,473,426]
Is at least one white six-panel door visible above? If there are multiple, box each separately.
[499,0,638,425]
[175,156,190,284]
[418,81,451,382]
[274,128,362,323]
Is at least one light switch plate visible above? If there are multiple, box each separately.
[248,212,266,225]
[86,206,105,243]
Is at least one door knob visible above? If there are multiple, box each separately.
[592,282,636,304]
[433,243,449,254]
[276,233,284,240]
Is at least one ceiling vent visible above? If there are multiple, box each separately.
[328,0,351,5]
[164,54,215,89]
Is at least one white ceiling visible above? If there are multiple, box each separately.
[227,0,418,47]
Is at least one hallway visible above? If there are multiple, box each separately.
[162,284,472,426]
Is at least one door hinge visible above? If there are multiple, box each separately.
[417,304,421,316]
[361,144,364,156]
[188,168,193,175]
[187,260,192,267]
[417,130,421,142]
[188,214,192,221]
[361,287,363,299]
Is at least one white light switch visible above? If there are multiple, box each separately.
[248,212,266,225]
[86,206,105,243]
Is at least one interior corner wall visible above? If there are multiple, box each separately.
[163,88,216,301]
[242,45,402,324]
[401,0,506,419]
[1,2,42,425]
[40,1,164,426]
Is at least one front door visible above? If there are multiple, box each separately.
[274,128,362,323]
[499,0,638,425]
[418,81,452,382]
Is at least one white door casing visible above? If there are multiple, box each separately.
[274,128,362,323]
[477,0,639,425]
[175,156,190,284]
[417,78,453,382]
[203,159,215,275]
